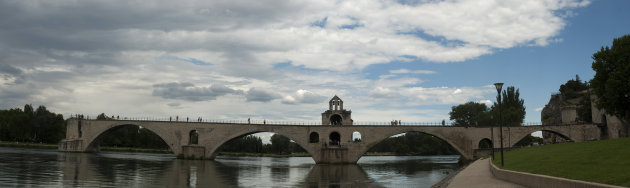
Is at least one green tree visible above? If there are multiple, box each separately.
[449,102,491,127]
[0,105,65,143]
[96,113,109,120]
[560,75,589,99]
[270,134,290,154]
[367,132,458,155]
[491,86,526,126]
[24,104,34,117]
[220,135,264,153]
[590,34,630,135]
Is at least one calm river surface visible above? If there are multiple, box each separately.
[0,147,460,187]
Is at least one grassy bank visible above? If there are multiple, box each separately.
[0,141,58,149]
[492,138,630,187]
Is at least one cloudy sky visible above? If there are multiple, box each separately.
[1,0,629,126]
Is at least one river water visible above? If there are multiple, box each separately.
[0,147,460,187]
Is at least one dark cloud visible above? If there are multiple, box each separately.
[0,1,304,51]
[246,88,280,102]
[0,64,24,84]
[152,82,242,101]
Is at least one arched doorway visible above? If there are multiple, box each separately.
[478,138,492,149]
[329,132,341,146]
[310,132,319,143]
[600,115,608,140]
[189,130,199,145]
[330,114,342,126]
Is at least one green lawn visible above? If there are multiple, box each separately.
[492,138,630,187]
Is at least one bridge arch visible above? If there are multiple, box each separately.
[358,129,465,161]
[85,123,176,153]
[203,129,316,160]
[511,129,573,147]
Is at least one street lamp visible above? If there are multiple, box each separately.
[494,83,504,167]
[490,112,495,160]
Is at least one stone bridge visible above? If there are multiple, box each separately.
[58,96,602,164]
[58,118,600,164]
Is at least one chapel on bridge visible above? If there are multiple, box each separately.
[322,96,353,126]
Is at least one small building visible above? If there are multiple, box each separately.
[321,96,353,126]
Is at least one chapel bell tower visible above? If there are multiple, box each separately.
[322,96,353,126]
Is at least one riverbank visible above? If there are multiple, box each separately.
[492,137,630,187]
[0,141,58,149]
[0,141,172,153]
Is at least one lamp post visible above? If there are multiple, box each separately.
[490,113,495,160]
[494,83,504,167]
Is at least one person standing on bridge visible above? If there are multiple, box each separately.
[248,118,250,124]
[264,119,266,124]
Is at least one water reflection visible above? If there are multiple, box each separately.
[301,164,383,188]
[0,148,459,187]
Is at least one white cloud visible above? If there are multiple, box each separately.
[282,89,327,105]
[390,69,437,74]
[478,100,493,106]
[0,0,589,123]
[535,107,544,112]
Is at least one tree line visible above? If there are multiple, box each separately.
[220,134,306,154]
[368,132,458,155]
[0,104,66,143]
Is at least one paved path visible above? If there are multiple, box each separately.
[448,158,525,188]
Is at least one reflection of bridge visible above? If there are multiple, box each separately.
[59,96,602,164]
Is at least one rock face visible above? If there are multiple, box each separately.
[541,90,588,125]
[541,89,627,141]
[540,91,588,143]
[541,94,562,125]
